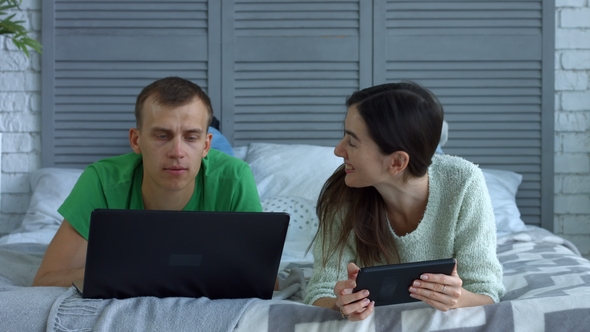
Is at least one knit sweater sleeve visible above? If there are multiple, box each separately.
[303,224,355,305]
[453,167,506,303]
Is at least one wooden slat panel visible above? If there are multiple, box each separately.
[47,1,210,167]
[231,0,367,146]
[235,37,360,62]
[42,0,553,230]
[233,60,356,146]
[234,1,360,37]
[382,0,547,227]
[55,36,207,61]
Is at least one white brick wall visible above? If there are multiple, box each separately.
[556,0,590,260]
[0,0,589,260]
[0,0,41,233]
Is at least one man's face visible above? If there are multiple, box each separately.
[130,96,212,195]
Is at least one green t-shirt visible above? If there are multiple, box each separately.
[59,149,262,240]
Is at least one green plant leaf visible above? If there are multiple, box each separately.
[0,0,42,57]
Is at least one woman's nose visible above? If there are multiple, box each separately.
[334,139,346,158]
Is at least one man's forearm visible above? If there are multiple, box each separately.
[33,268,85,287]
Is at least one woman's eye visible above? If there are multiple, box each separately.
[348,139,355,147]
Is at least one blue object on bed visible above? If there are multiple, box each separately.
[435,145,444,154]
[209,127,234,156]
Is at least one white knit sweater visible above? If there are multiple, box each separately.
[304,154,506,305]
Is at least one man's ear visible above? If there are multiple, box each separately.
[129,128,141,154]
[388,151,410,175]
[201,132,213,158]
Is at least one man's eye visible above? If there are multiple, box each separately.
[185,136,198,142]
[156,134,168,139]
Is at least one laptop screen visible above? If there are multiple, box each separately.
[80,209,290,300]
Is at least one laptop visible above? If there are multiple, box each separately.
[73,209,290,300]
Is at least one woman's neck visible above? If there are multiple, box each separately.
[379,173,429,235]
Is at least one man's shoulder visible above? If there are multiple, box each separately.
[201,149,257,191]
[203,149,249,174]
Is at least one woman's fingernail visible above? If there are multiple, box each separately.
[420,274,428,280]
[409,287,417,292]
[363,290,369,296]
[413,281,420,286]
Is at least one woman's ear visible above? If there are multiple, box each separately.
[388,151,410,175]
[129,128,141,154]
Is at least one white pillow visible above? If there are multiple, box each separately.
[481,168,527,235]
[232,145,248,161]
[14,168,83,235]
[262,196,318,264]
[245,143,343,201]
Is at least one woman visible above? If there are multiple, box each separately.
[304,82,505,321]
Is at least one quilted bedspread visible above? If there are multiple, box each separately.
[234,227,590,332]
[1,226,589,332]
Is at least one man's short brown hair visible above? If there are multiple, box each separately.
[134,77,213,129]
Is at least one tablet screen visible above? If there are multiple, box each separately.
[352,258,455,306]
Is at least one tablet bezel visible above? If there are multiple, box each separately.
[352,258,455,306]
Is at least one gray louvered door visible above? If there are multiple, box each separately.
[373,0,553,228]
[41,0,217,167]
[41,0,553,229]
[223,0,372,146]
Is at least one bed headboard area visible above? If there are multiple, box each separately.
[40,0,554,230]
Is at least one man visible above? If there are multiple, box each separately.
[33,77,262,287]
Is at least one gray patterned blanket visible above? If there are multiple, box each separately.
[0,227,589,332]
[234,227,590,332]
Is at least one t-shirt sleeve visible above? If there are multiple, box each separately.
[57,166,107,240]
[454,168,506,302]
[229,164,263,212]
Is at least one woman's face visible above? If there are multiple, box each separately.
[334,105,391,188]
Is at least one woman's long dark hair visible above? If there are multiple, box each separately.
[313,82,444,268]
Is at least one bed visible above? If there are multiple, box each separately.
[1,138,590,332]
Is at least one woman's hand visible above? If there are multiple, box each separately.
[335,262,375,321]
[408,261,462,311]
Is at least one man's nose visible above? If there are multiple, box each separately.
[169,137,186,158]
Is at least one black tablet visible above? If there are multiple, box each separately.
[352,258,455,306]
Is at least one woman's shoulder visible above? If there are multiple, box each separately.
[430,154,483,182]
[427,155,490,218]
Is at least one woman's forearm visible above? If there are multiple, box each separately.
[455,289,494,308]
[313,297,338,310]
